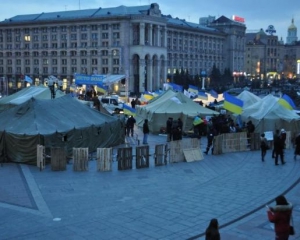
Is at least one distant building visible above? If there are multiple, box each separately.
[0,3,246,94]
[286,18,298,45]
[245,29,285,80]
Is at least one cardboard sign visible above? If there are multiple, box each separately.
[264,131,273,141]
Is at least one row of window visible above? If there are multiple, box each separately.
[0,49,119,57]
[1,32,120,43]
[0,41,120,49]
[0,67,118,75]
[1,24,120,35]
[3,58,120,65]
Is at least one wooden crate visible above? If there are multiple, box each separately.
[154,144,166,166]
[96,148,112,172]
[73,148,89,171]
[51,147,66,171]
[117,147,132,170]
[37,144,45,170]
[136,145,149,169]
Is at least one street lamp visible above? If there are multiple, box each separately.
[47,75,62,99]
[201,70,207,90]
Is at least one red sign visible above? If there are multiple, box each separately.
[232,15,245,23]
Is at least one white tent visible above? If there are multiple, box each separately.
[241,94,300,132]
[236,90,261,108]
[136,90,219,133]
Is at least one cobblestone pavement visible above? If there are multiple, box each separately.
[1,128,300,240]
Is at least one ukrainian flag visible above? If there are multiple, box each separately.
[223,92,243,114]
[193,116,203,126]
[123,103,136,116]
[143,91,154,101]
[188,85,199,94]
[278,94,296,110]
[96,83,108,94]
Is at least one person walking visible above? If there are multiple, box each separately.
[205,218,220,240]
[126,115,136,137]
[274,130,286,165]
[142,119,149,144]
[166,117,173,142]
[267,195,293,240]
[204,127,215,155]
[260,133,269,161]
[272,129,280,158]
[294,132,300,160]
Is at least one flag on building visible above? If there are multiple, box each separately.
[123,103,136,116]
[188,85,198,94]
[210,89,218,99]
[25,75,33,84]
[278,94,296,110]
[223,92,243,114]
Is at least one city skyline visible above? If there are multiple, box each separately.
[1,0,299,43]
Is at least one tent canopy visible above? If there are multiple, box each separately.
[0,85,65,112]
[0,95,124,164]
[136,89,219,133]
[241,94,300,132]
[236,90,261,109]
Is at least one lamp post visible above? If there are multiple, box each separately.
[201,70,207,90]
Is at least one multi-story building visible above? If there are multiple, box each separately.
[245,20,300,81]
[0,3,246,94]
[245,29,285,80]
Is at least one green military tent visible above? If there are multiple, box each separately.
[0,95,124,164]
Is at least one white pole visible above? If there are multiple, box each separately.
[201,77,205,90]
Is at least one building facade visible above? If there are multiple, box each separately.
[0,3,246,95]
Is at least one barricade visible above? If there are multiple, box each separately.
[214,132,250,155]
[154,144,167,166]
[169,138,200,163]
[51,147,67,171]
[37,144,45,171]
[136,145,149,169]
[117,147,132,170]
[73,148,89,171]
[97,148,112,172]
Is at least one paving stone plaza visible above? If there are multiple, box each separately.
[1,127,300,240]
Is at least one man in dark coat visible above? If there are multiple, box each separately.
[126,115,136,137]
[204,127,215,155]
[142,119,149,144]
[294,133,300,160]
[166,117,173,142]
[274,131,286,165]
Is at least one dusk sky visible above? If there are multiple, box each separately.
[1,0,299,43]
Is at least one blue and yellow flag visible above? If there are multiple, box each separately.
[143,91,154,101]
[123,103,136,116]
[193,116,203,126]
[278,94,296,110]
[96,83,108,94]
[223,92,243,114]
[188,85,198,94]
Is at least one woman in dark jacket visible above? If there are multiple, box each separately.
[205,218,220,240]
[142,119,149,144]
[267,195,293,240]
